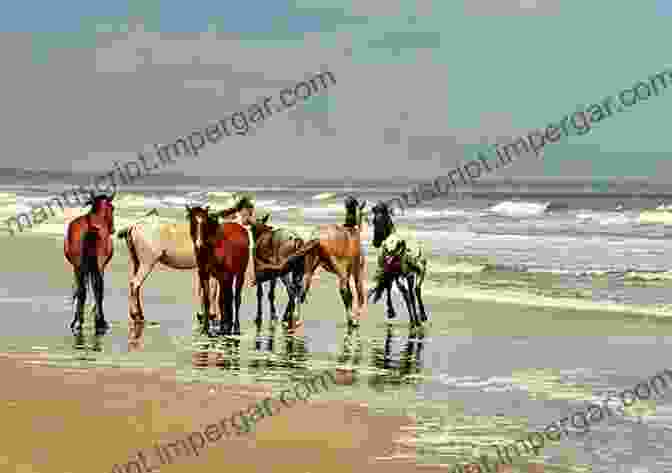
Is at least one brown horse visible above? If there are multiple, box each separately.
[187,205,251,336]
[249,214,306,326]
[288,196,367,327]
[64,193,116,335]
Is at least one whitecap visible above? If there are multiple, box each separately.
[487,201,549,217]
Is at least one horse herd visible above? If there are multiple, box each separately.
[63,193,430,338]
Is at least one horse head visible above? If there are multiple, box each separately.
[249,213,271,242]
[186,205,211,251]
[371,201,394,248]
[344,195,365,227]
[85,194,116,231]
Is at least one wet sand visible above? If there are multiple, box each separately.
[0,352,547,473]
[0,353,425,473]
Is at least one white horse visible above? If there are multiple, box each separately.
[116,209,220,323]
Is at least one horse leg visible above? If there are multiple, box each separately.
[385,283,397,319]
[299,255,318,304]
[209,277,219,322]
[129,259,157,321]
[218,278,234,336]
[317,251,354,323]
[268,277,278,321]
[279,273,295,324]
[352,260,366,321]
[415,266,428,323]
[233,272,244,336]
[199,270,212,336]
[71,268,86,334]
[255,281,264,326]
[128,248,143,322]
[406,273,420,328]
[339,268,355,326]
[92,264,109,335]
[394,278,417,327]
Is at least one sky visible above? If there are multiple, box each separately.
[1,0,671,182]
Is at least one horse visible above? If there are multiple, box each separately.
[249,213,306,326]
[64,193,116,336]
[116,209,220,324]
[187,205,253,336]
[367,201,428,328]
[287,196,368,328]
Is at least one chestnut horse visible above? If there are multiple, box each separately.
[288,196,367,328]
[187,206,251,336]
[64,193,116,335]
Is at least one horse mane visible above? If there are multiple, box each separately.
[84,194,114,213]
[373,201,395,237]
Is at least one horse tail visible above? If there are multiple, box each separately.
[123,225,140,272]
[290,239,321,259]
[278,238,321,273]
[79,229,102,300]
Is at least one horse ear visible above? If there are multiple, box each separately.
[359,200,366,210]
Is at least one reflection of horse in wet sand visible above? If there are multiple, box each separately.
[253,320,310,371]
[117,209,220,324]
[64,193,116,336]
[368,326,425,389]
[192,338,242,373]
[334,324,363,386]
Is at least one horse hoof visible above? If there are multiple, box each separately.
[95,325,109,336]
[218,324,232,336]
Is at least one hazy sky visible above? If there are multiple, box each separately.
[1,0,671,181]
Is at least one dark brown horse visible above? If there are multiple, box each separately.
[287,196,367,328]
[187,205,250,336]
[64,193,116,335]
[249,214,306,326]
